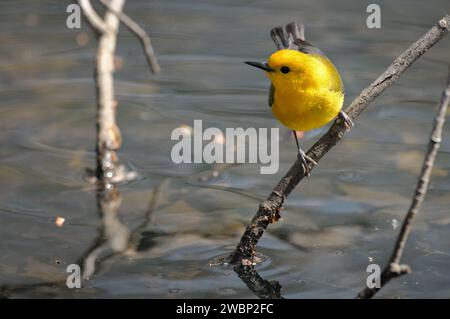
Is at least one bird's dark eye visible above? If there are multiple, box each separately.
[280,66,290,74]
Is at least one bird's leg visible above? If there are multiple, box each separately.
[338,110,354,131]
[293,130,317,177]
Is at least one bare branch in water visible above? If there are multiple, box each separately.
[357,67,450,299]
[79,0,137,185]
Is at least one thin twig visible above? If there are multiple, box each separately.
[79,0,131,276]
[77,0,161,281]
[230,14,450,265]
[80,0,138,185]
[357,67,450,299]
[98,0,161,74]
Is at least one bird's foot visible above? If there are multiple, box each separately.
[298,148,317,177]
[338,110,354,131]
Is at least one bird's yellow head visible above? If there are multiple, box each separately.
[246,49,342,93]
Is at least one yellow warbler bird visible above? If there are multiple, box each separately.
[245,22,352,175]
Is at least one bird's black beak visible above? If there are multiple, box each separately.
[244,61,274,72]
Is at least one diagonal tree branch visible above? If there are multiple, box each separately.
[357,67,450,299]
[230,14,450,265]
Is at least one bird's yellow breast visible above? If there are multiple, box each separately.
[266,49,344,131]
[272,88,344,131]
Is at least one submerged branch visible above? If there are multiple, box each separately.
[234,265,283,299]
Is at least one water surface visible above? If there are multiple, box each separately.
[0,0,449,298]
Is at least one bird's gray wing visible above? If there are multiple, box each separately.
[270,22,305,49]
[292,39,325,56]
[270,22,325,57]
[268,84,275,107]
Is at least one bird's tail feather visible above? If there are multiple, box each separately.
[270,22,305,50]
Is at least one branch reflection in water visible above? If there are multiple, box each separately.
[0,180,165,298]
[77,180,166,280]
